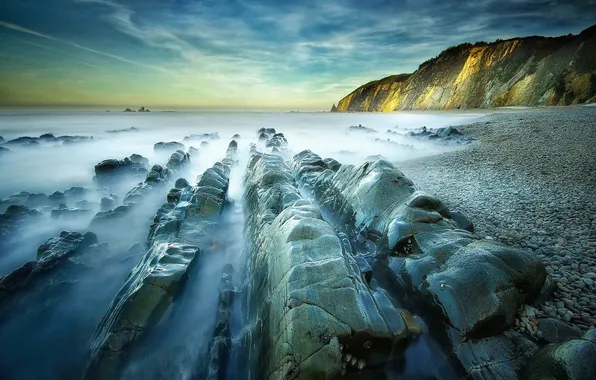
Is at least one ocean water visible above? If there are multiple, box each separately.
[0,111,486,198]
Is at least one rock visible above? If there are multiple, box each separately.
[292,150,547,368]
[0,205,43,242]
[84,157,234,379]
[165,150,190,172]
[94,155,149,187]
[451,210,475,232]
[183,132,220,141]
[100,195,119,211]
[137,106,150,112]
[244,152,415,380]
[0,231,98,305]
[124,108,133,112]
[106,127,139,133]
[0,146,11,155]
[154,141,185,153]
[257,127,276,135]
[348,124,377,133]
[523,330,596,379]
[538,318,583,343]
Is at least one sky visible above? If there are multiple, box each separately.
[0,0,595,110]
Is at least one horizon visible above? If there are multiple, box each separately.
[1,0,595,109]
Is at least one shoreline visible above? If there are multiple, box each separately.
[398,107,596,331]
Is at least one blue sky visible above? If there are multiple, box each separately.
[0,0,594,109]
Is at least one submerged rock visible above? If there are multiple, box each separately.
[407,126,472,145]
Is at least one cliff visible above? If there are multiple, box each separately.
[335,24,596,111]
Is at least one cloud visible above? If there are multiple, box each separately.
[0,20,173,74]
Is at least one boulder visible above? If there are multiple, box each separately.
[523,329,596,380]
[538,318,583,344]
[165,150,190,172]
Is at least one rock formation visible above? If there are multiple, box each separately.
[335,24,596,111]
[292,150,548,377]
[243,150,420,380]
[84,153,234,379]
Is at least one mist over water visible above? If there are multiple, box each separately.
[0,110,485,380]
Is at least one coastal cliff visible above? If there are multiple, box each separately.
[335,24,596,111]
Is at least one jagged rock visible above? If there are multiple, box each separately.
[64,186,89,201]
[49,191,66,204]
[165,149,190,171]
[407,126,472,145]
[106,127,139,133]
[183,132,220,141]
[94,155,148,187]
[258,132,268,142]
[523,329,596,380]
[0,231,98,306]
[349,124,377,133]
[84,157,234,379]
[244,152,416,380]
[291,150,547,374]
[154,141,185,153]
[25,193,49,208]
[0,205,43,243]
[264,133,288,152]
[456,330,539,379]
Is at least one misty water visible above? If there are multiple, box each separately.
[0,111,485,380]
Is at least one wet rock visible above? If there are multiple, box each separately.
[244,152,415,380]
[84,158,233,379]
[94,155,149,187]
[457,330,538,379]
[292,150,547,373]
[205,264,235,380]
[100,194,119,211]
[538,318,583,343]
[0,231,98,306]
[523,329,596,380]
[406,126,472,145]
[451,210,474,232]
[189,146,200,156]
[154,141,185,153]
[165,149,190,171]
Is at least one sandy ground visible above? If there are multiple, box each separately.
[398,106,596,330]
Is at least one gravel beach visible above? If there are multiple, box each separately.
[398,106,596,332]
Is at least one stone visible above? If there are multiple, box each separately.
[538,318,583,343]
